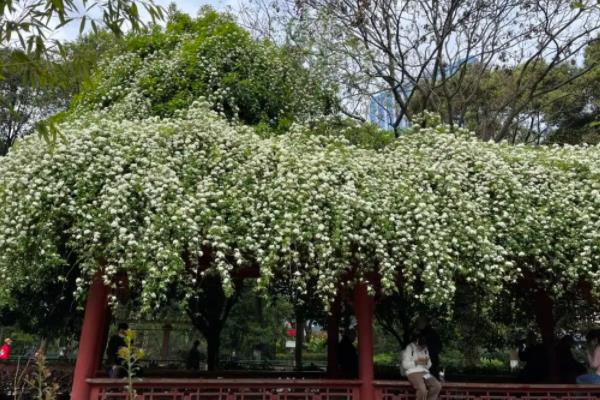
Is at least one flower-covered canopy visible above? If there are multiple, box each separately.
[0,102,598,313]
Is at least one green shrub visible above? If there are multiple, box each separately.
[72,8,335,133]
[374,352,396,365]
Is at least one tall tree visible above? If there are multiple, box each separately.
[0,31,118,155]
[72,8,335,131]
[185,275,244,370]
[0,1,164,148]
[544,39,600,144]
[0,49,68,155]
[241,0,600,140]
[220,286,293,362]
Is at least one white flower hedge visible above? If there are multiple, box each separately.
[0,103,598,312]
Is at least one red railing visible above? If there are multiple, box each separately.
[374,380,600,400]
[86,378,600,400]
[87,378,361,400]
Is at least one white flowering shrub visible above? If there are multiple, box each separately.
[71,10,335,131]
[0,100,598,315]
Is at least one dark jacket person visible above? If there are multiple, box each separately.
[338,330,358,378]
[416,317,442,379]
[186,340,202,370]
[106,322,128,378]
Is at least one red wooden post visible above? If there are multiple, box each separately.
[354,283,375,400]
[326,297,340,377]
[89,386,101,400]
[71,275,110,400]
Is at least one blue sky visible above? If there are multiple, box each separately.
[52,0,237,41]
[153,0,235,15]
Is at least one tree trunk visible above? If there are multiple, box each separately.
[497,106,525,142]
[400,311,412,348]
[206,331,221,371]
[327,299,340,377]
[534,289,558,383]
[185,274,243,372]
[294,308,305,371]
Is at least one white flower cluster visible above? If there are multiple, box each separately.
[0,103,598,313]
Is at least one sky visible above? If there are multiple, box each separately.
[51,0,238,42]
[152,0,236,15]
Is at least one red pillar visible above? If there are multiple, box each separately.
[354,283,375,400]
[71,276,110,400]
[326,297,340,377]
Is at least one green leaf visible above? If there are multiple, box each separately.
[79,16,86,34]
[54,17,73,29]
[35,35,46,55]
[27,35,35,53]
[17,31,26,49]
[8,49,30,64]
[51,0,65,14]
[36,118,64,152]
[129,2,138,18]
[56,41,66,59]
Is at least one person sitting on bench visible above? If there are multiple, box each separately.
[402,332,442,400]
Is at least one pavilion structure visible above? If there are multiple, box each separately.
[71,276,375,400]
[70,277,600,400]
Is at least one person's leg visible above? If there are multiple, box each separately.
[576,374,600,384]
[407,372,428,400]
[424,376,441,400]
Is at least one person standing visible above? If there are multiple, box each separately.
[556,335,586,383]
[186,340,202,370]
[402,333,442,400]
[338,330,358,378]
[0,338,12,360]
[518,331,549,383]
[577,330,600,384]
[106,323,128,378]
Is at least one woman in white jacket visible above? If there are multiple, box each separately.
[402,333,442,400]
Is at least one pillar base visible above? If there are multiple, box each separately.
[71,276,110,400]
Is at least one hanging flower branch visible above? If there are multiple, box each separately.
[0,101,598,314]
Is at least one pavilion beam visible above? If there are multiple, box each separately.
[71,275,110,400]
[354,283,375,400]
